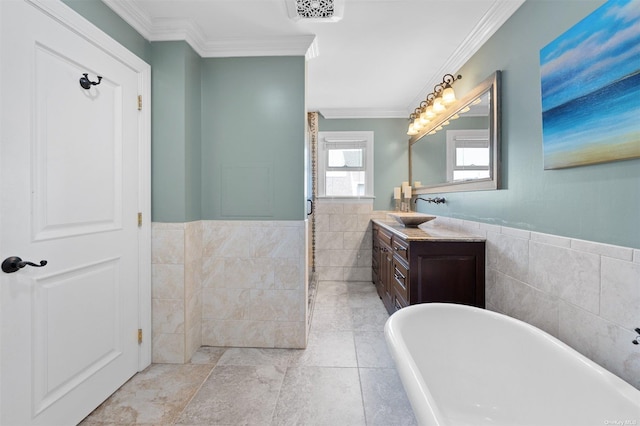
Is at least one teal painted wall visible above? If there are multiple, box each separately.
[201,57,306,220]
[318,117,408,211]
[185,45,202,222]
[62,1,306,222]
[411,0,639,249]
[150,41,203,222]
[62,0,151,63]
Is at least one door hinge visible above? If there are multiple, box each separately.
[137,95,142,111]
[138,212,142,227]
[138,328,143,344]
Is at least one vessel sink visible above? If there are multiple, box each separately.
[388,212,436,227]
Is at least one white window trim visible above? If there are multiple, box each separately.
[318,131,374,199]
[446,129,490,182]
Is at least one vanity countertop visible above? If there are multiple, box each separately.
[372,218,486,242]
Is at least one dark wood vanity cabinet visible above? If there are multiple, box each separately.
[372,222,485,315]
[372,226,394,305]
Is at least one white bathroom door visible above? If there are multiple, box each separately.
[0,1,149,424]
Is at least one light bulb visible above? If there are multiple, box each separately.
[407,124,417,136]
[442,87,456,104]
[433,97,445,113]
[413,118,423,131]
[425,105,436,119]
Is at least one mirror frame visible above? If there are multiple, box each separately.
[409,70,501,194]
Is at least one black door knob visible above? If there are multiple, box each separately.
[2,256,48,273]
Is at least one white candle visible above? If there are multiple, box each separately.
[404,186,412,198]
[393,187,401,199]
[401,181,409,189]
[414,181,422,188]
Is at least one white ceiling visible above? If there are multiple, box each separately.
[103,0,525,119]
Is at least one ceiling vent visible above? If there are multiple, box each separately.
[286,0,344,22]
[297,0,333,18]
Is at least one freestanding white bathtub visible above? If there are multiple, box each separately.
[385,303,640,426]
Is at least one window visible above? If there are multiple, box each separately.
[318,131,374,198]
[446,129,491,182]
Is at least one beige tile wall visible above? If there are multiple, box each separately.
[151,222,202,363]
[314,200,387,282]
[201,220,307,349]
[184,221,203,360]
[431,215,640,389]
[152,212,638,390]
[152,220,308,362]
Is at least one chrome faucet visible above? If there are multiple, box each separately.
[415,197,446,205]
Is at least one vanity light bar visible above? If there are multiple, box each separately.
[407,74,462,136]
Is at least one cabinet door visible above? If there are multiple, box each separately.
[372,231,380,286]
[411,242,485,308]
[380,242,394,311]
[392,257,409,302]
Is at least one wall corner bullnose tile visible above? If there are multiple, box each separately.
[500,226,531,240]
[530,231,571,248]
[152,222,188,363]
[634,249,640,264]
[477,222,502,236]
[570,238,634,262]
[152,222,186,265]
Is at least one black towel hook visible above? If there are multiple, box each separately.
[79,73,102,89]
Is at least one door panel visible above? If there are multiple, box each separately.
[32,258,122,416]
[33,24,123,241]
[0,1,148,424]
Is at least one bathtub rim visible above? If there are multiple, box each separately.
[384,302,640,426]
[384,305,445,425]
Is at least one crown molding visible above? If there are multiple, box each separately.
[319,108,409,119]
[103,0,316,57]
[407,0,525,112]
[103,0,523,117]
[318,0,524,119]
[102,0,153,39]
[201,35,317,58]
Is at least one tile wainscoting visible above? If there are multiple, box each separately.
[152,220,308,363]
[151,212,639,390]
[314,200,384,282]
[435,215,640,390]
[316,204,639,388]
[151,222,203,363]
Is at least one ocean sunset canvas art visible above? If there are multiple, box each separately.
[540,0,640,169]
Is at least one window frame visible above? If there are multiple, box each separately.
[317,131,374,199]
[446,129,491,183]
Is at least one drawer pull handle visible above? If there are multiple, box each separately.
[394,268,405,281]
[394,246,407,252]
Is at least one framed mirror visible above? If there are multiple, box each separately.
[409,71,501,194]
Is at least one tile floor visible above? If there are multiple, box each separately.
[81,280,417,425]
